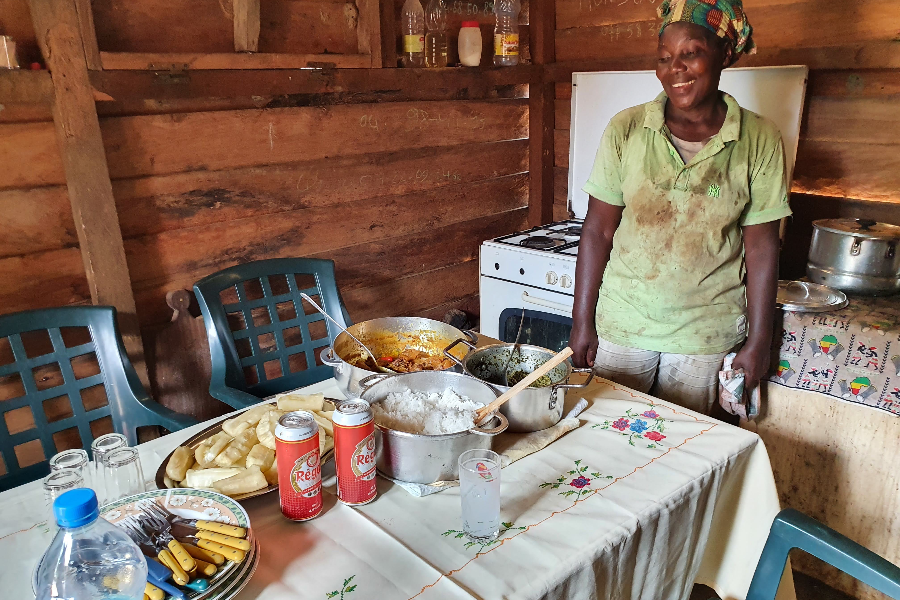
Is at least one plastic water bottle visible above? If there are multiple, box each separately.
[36,488,148,600]
[424,0,448,68]
[493,0,521,66]
[401,0,425,67]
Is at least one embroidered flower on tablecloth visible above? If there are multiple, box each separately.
[443,522,527,553]
[569,476,591,489]
[541,460,612,501]
[629,419,648,433]
[611,418,630,431]
[594,402,673,449]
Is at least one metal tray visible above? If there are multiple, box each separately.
[777,280,849,313]
[155,399,336,501]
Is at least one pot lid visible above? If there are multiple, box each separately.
[776,280,848,313]
[813,218,900,240]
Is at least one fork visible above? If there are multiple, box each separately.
[146,502,247,538]
[138,512,196,574]
[119,517,190,587]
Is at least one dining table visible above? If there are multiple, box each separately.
[0,370,796,600]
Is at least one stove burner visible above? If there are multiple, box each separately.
[556,226,582,236]
[520,236,562,249]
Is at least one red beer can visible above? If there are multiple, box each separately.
[275,411,322,521]
[333,400,377,505]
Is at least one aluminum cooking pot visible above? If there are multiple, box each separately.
[321,317,476,397]
[443,341,593,433]
[358,370,507,484]
[807,218,900,295]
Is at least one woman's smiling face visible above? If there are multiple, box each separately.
[656,22,731,111]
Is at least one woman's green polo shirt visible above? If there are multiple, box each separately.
[582,92,791,354]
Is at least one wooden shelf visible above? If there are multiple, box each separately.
[0,69,54,104]
[89,64,536,101]
[99,52,375,71]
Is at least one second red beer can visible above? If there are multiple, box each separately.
[333,400,377,505]
[275,411,322,521]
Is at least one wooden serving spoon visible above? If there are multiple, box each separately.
[474,347,574,424]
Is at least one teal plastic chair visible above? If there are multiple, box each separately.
[0,306,198,491]
[193,258,351,410]
[735,509,900,600]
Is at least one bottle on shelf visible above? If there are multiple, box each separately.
[401,0,425,67]
[36,488,148,600]
[424,0,448,68]
[458,21,482,67]
[493,0,521,66]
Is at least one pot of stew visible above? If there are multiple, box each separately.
[321,317,476,397]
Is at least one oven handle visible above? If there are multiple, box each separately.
[521,291,574,314]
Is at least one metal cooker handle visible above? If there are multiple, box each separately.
[469,411,508,436]
[358,372,394,393]
[320,346,341,367]
[552,367,595,391]
[442,337,477,367]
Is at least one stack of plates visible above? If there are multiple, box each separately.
[34,488,259,600]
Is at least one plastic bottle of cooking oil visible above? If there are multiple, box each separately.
[424,0,448,68]
[493,0,521,66]
[401,0,425,67]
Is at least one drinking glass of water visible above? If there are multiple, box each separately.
[458,448,501,540]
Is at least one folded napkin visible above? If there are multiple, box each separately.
[718,352,760,421]
[383,399,588,497]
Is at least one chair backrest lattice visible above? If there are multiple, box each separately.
[0,324,111,488]
[194,259,351,405]
[0,307,198,491]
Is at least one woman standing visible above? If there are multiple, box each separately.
[570,0,791,414]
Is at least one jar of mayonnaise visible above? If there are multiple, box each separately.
[457,22,482,67]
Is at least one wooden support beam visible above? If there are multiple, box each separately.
[528,0,556,226]
[233,0,260,53]
[72,0,101,70]
[99,52,373,70]
[355,0,382,68]
[378,0,398,67]
[27,0,149,387]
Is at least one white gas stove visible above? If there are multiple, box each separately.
[478,67,807,350]
[479,220,582,350]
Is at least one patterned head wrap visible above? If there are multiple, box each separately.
[657,0,756,59]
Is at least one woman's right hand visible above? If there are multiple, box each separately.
[569,319,599,368]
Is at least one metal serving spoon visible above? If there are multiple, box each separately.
[501,308,526,387]
[299,293,394,374]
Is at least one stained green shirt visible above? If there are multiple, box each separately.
[582,92,791,354]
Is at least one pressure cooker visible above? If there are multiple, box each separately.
[807,218,900,295]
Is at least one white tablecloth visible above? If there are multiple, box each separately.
[0,378,795,600]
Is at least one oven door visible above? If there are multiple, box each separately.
[479,275,575,352]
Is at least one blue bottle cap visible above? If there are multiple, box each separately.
[53,488,99,528]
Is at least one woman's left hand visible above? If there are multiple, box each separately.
[731,340,771,389]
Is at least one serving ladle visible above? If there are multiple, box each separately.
[299,293,395,374]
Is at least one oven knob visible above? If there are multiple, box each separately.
[560,274,573,289]
[545,271,558,285]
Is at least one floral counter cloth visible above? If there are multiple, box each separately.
[771,295,900,415]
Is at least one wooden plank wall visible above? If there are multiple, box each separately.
[552,2,900,598]
[0,0,534,377]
